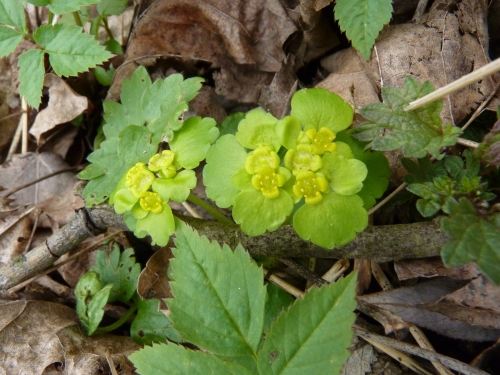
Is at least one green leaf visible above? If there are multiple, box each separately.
[0,26,23,58]
[167,221,267,358]
[120,65,151,127]
[75,271,113,335]
[129,343,254,375]
[46,0,101,14]
[441,198,500,284]
[233,190,294,236]
[94,64,115,86]
[275,116,302,150]
[170,116,219,169]
[34,24,112,77]
[334,0,393,60]
[131,297,182,345]
[142,74,204,142]
[219,112,245,137]
[0,0,26,31]
[80,124,157,205]
[322,152,367,195]
[236,109,280,151]
[354,76,462,159]
[336,131,390,209]
[134,203,175,246]
[263,283,294,334]
[98,0,128,15]
[90,245,140,304]
[257,273,357,375]
[291,88,353,133]
[152,170,197,202]
[203,134,247,208]
[293,193,368,248]
[18,49,45,108]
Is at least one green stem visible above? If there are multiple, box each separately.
[95,304,137,334]
[72,11,83,27]
[187,194,233,225]
[101,17,115,40]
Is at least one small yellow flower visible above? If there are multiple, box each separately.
[304,127,337,155]
[245,145,280,174]
[284,144,323,174]
[139,192,163,214]
[293,171,329,205]
[126,162,155,198]
[251,166,286,199]
[148,150,177,178]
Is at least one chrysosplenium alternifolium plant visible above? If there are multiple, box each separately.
[204,89,390,248]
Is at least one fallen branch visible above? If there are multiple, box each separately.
[0,202,449,291]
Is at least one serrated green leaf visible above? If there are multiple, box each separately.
[336,131,390,209]
[46,0,101,14]
[120,65,151,127]
[0,0,26,31]
[170,116,219,169]
[0,26,23,58]
[257,273,357,375]
[354,76,462,159]
[263,283,294,334]
[90,245,140,303]
[291,88,353,133]
[34,24,112,77]
[167,221,267,358]
[203,134,247,208]
[293,193,367,248]
[18,48,45,108]
[131,297,182,345]
[335,0,392,60]
[129,343,254,375]
[98,0,128,15]
[233,190,294,236]
[441,198,500,284]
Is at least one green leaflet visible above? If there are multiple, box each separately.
[257,273,357,375]
[17,49,45,108]
[90,244,140,304]
[43,0,101,14]
[167,221,267,358]
[98,0,128,15]
[0,0,27,31]
[441,198,500,284]
[236,109,280,151]
[34,24,112,77]
[335,0,393,60]
[354,76,462,159]
[0,26,23,58]
[120,65,152,126]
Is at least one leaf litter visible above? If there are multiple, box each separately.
[0,0,500,374]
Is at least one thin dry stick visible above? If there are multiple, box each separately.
[367,182,407,216]
[405,57,500,112]
[8,230,122,293]
[460,82,500,131]
[263,267,304,299]
[412,0,430,21]
[7,108,26,160]
[456,138,479,148]
[371,261,454,375]
[354,327,490,375]
[306,259,349,292]
[21,98,28,154]
[362,336,434,375]
[181,201,202,218]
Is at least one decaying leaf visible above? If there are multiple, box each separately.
[0,152,83,227]
[137,247,174,300]
[359,277,500,341]
[0,300,140,375]
[29,74,88,144]
[394,257,481,281]
[0,214,30,266]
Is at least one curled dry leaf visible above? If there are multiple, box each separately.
[394,257,481,281]
[0,152,83,227]
[359,277,500,341]
[29,74,88,144]
[117,0,297,104]
[0,300,140,375]
[137,247,174,300]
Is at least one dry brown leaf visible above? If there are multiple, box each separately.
[354,259,372,295]
[340,344,376,375]
[137,247,174,300]
[394,257,481,281]
[319,0,498,125]
[29,74,88,144]
[0,152,83,227]
[359,277,500,341]
[0,215,30,266]
[0,300,140,375]
[116,0,297,105]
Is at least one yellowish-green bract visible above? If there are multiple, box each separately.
[204,88,390,248]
